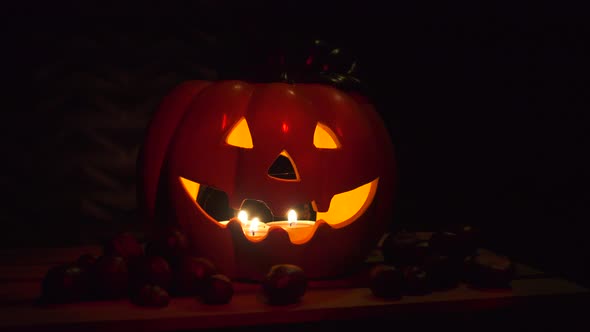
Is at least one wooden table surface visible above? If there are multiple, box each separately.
[0,236,588,332]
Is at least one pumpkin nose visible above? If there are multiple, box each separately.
[268,150,299,181]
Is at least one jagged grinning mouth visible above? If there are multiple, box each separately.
[179,177,379,244]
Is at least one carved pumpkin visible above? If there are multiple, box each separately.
[138,79,396,281]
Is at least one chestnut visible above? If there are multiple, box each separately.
[382,231,431,266]
[402,265,432,295]
[262,264,307,305]
[423,253,462,290]
[40,263,91,304]
[463,249,515,289]
[76,253,99,270]
[201,274,234,305]
[429,224,480,259]
[90,255,129,299]
[132,284,170,308]
[144,226,190,268]
[368,264,404,299]
[103,232,144,261]
[173,256,217,296]
[128,255,173,292]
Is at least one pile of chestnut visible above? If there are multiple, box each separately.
[39,227,307,307]
[39,223,514,306]
[369,224,516,299]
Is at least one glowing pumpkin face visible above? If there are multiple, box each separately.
[139,80,396,280]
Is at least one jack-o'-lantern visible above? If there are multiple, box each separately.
[138,43,396,281]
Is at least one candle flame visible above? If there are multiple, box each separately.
[237,210,248,224]
[288,209,297,226]
[249,217,260,236]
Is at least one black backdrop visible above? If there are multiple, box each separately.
[2,1,589,286]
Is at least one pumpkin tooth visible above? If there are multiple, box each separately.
[315,178,379,228]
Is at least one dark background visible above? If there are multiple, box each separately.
[2,1,589,287]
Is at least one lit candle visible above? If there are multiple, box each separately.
[249,217,260,236]
[237,210,249,225]
[264,209,316,243]
[220,208,314,242]
[288,209,297,227]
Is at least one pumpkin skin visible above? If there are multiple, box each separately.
[138,80,396,281]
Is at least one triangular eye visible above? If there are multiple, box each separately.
[313,122,341,149]
[225,117,253,149]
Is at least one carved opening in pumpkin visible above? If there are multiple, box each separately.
[225,116,253,148]
[267,150,299,181]
[313,122,341,149]
[179,176,379,243]
[183,180,313,223]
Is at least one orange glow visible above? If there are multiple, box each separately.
[225,117,253,148]
[180,176,200,200]
[313,122,341,149]
[315,178,379,229]
[282,122,289,133]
